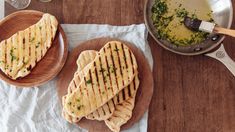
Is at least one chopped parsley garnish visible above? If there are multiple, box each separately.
[30,37,35,42]
[86,79,92,84]
[39,26,42,30]
[77,106,81,110]
[68,102,72,105]
[36,42,40,48]
[114,48,119,52]
[175,8,188,19]
[99,68,105,73]
[10,49,17,61]
[106,73,110,76]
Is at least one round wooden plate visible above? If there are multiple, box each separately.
[0,10,68,87]
[57,38,154,132]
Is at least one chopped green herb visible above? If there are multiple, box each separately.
[175,8,188,18]
[68,102,72,105]
[106,73,110,76]
[114,48,119,52]
[36,42,40,48]
[102,91,105,94]
[77,106,81,110]
[30,37,35,42]
[10,49,17,61]
[86,79,92,84]
[99,68,105,73]
[191,13,197,19]
[76,99,80,102]
[39,26,42,30]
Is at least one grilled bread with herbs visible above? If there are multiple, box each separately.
[0,13,58,80]
[64,41,138,118]
[62,50,139,122]
[104,75,139,132]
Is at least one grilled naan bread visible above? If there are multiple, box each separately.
[86,76,138,121]
[62,50,98,123]
[0,13,58,80]
[104,75,139,132]
[62,50,139,123]
[64,41,138,118]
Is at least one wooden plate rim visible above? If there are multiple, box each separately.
[0,10,68,87]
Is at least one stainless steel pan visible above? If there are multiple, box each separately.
[144,0,235,76]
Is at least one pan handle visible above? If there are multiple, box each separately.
[205,44,235,77]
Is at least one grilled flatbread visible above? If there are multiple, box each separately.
[0,13,58,80]
[62,50,97,123]
[104,75,139,132]
[85,75,138,121]
[62,50,139,123]
[64,41,138,118]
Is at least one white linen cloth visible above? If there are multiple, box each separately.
[0,24,153,132]
[0,0,4,19]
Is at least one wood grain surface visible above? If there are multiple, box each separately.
[5,0,235,131]
[56,38,153,132]
[0,10,68,87]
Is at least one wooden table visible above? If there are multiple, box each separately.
[5,0,235,132]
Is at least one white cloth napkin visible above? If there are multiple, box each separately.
[0,24,153,132]
[0,1,4,20]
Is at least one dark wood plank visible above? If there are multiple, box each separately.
[4,0,235,132]
[62,0,144,25]
[5,0,63,23]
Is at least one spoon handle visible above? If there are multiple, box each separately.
[205,44,235,77]
[214,26,235,37]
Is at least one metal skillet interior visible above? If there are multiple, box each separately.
[145,0,233,55]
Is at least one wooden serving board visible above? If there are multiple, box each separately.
[57,38,153,132]
[0,10,68,87]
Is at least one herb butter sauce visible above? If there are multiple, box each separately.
[151,0,213,46]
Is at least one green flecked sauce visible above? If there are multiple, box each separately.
[151,0,214,46]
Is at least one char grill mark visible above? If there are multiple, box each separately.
[115,44,123,77]
[109,43,118,90]
[133,76,137,91]
[94,62,103,102]
[109,43,120,92]
[122,44,128,69]
[106,101,113,115]
[89,69,99,109]
[104,48,114,96]
[98,56,108,99]
[107,43,119,97]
